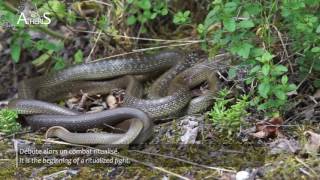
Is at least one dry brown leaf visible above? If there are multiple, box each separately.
[303,131,320,154]
[106,94,118,109]
[250,117,284,139]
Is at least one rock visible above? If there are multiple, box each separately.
[235,171,250,180]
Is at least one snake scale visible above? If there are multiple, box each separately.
[8,50,225,145]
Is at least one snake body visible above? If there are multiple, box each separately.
[8,50,223,145]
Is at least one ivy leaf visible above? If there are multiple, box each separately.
[238,20,255,29]
[11,42,21,63]
[258,82,270,98]
[223,18,236,32]
[262,64,270,76]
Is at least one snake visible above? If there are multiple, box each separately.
[8,50,225,145]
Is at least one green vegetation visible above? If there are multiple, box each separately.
[0,109,20,134]
[209,89,249,136]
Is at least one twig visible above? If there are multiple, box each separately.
[83,0,112,7]
[90,42,199,62]
[129,150,236,173]
[86,30,102,63]
[297,59,314,89]
[295,157,318,177]
[70,29,205,43]
[132,42,198,52]
[271,25,293,73]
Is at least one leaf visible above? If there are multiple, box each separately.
[184,10,191,17]
[127,15,136,25]
[244,4,261,15]
[74,50,83,64]
[249,65,261,75]
[311,47,320,53]
[274,90,286,100]
[230,42,253,59]
[224,2,238,13]
[223,18,236,32]
[303,131,320,154]
[251,117,284,138]
[262,64,270,76]
[137,0,151,10]
[256,52,274,63]
[316,25,320,33]
[287,84,297,91]
[53,57,65,70]
[228,67,237,79]
[11,42,21,63]
[271,65,288,76]
[258,82,270,98]
[281,75,288,85]
[238,20,255,29]
[32,50,54,67]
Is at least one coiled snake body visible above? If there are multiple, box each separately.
[8,50,223,145]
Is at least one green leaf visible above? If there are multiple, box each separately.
[137,0,151,10]
[256,52,274,63]
[262,64,270,76]
[281,75,288,85]
[228,68,237,79]
[249,65,261,75]
[11,42,21,63]
[244,4,261,15]
[238,20,255,29]
[161,8,168,15]
[224,2,238,13]
[127,15,137,25]
[274,90,286,100]
[311,47,320,53]
[223,18,236,32]
[32,50,54,67]
[74,50,83,64]
[258,82,270,98]
[53,57,65,70]
[42,0,66,19]
[316,25,320,33]
[271,65,288,76]
[257,102,269,110]
[287,84,297,91]
[184,10,191,17]
[230,42,253,59]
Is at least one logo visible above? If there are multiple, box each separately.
[17,11,51,25]
[0,0,51,30]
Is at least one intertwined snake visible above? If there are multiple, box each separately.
[8,50,226,145]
